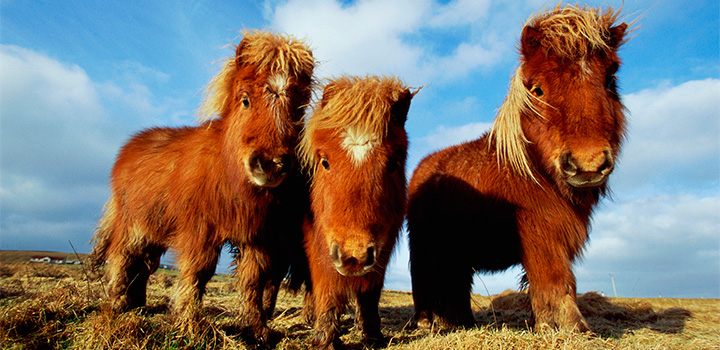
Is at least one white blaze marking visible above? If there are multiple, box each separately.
[268,74,288,96]
[341,128,378,165]
[267,73,290,135]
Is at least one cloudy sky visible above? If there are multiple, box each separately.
[1,0,718,298]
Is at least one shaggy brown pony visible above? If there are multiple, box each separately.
[297,76,415,349]
[88,32,314,341]
[408,5,628,332]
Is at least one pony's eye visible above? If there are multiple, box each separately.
[605,74,617,90]
[605,62,620,91]
[530,85,544,97]
[241,94,250,109]
[320,157,330,170]
[387,159,398,173]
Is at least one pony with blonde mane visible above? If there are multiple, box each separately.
[297,76,415,349]
[89,31,314,341]
[408,5,629,332]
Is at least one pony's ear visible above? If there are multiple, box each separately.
[319,82,337,109]
[608,23,628,48]
[520,26,542,58]
[390,88,417,126]
[235,38,249,65]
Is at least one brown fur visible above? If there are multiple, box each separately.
[298,76,415,349]
[88,31,314,343]
[408,5,628,332]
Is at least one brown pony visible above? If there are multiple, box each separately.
[88,32,314,341]
[297,76,415,349]
[408,5,628,332]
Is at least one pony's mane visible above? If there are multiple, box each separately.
[527,4,622,59]
[298,76,407,172]
[488,68,543,183]
[489,5,625,183]
[199,31,315,121]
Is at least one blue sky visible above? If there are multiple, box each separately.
[1,0,718,298]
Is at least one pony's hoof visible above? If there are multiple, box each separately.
[362,332,386,348]
[416,316,432,330]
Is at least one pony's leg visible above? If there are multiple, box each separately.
[409,240,435,329]
[311,287,344,350]
[235,246,273,343]
[261,276,280,320]
[261,251,288,320]
[106,251,136,313]
[522,238,590,332]
[124,246,164,310]
[106,242,161,313]
[301,288,315,325]
[173,246,220,326]
[432,265,476,329]
[355,285,384,345]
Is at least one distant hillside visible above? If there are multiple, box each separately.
[0,250,87,264]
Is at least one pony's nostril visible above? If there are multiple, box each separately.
[559,151,577,176]
[330,242,341,265]
[273,154,293,172]
[365,246,375,267]
[598,150,614,174]
[250,152,264,172]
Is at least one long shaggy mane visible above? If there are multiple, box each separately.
[488,69,544,183]
[298,76,408,172]
[527,4,623,59]
[199,31,315,121]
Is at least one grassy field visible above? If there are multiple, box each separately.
[0,252,718,349]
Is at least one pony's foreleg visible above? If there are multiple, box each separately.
[355,285,384,345]
[522,234,590,332]
[261,279,280,321]
[261,251,288,320]
[235,246,272,343]
[173,246,220,326]
[300,288,315,325]
[310,285,344,350]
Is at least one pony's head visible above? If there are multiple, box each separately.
[491,5,628,192]
[201,32,314,188]
[300,77,415,277]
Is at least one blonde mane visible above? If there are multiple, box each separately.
[527,4,622,59]
[489,5,624,183]
[299,76,408,172]
[199,31,315,121]
[488,69,543,183]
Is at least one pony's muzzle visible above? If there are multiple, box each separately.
[559,149,614,188]
[247,151,293,188]
[330,241,376,277]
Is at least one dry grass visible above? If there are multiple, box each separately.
[0,261,717,350]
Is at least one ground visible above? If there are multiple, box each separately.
[0,251,717,349]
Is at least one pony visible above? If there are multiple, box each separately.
[88,31,315,342]
[297,76,415,349]
[407,5,628,332]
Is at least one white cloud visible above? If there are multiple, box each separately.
[578,193,720,297]
[0,45,116,186]
[419,121,491,151]
[267,0,510,85]
[612,78,720,195]
[428,0,492,27]
[0,45,171,252]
